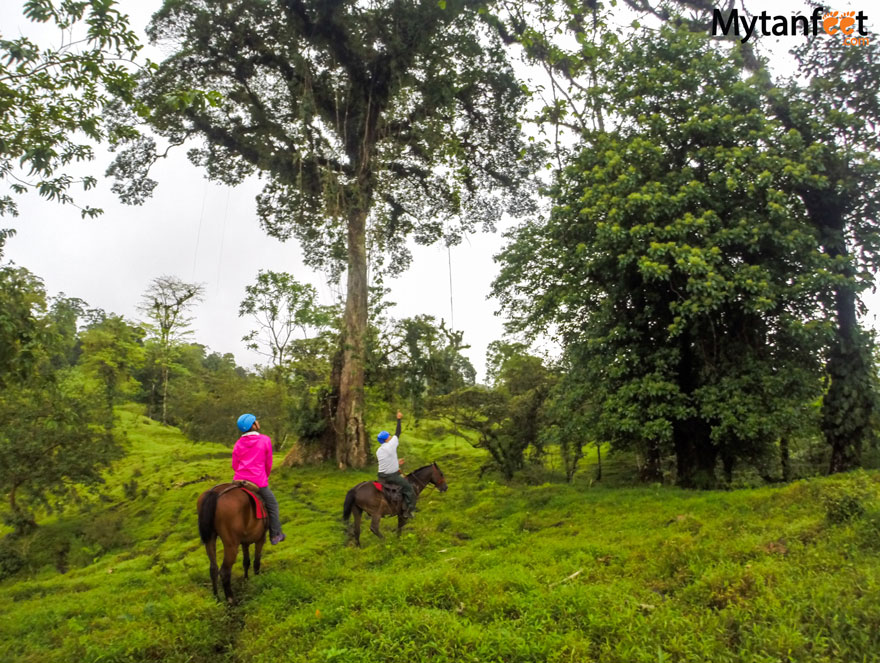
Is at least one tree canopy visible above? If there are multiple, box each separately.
[494,25,841,486]
[138,275,205,423]
[239,270,334,373]
[0,0,140,220]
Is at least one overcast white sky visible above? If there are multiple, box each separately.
[1,0,522,381]
[2,0,878,382]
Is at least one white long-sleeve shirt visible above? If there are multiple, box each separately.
[376,435,400,474]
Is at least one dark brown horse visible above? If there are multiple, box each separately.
[197,484,267,603]
[342,462,448,546]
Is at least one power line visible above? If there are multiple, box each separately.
[216,187,232,291]
[447,242,454,331]
[191,180,208,280]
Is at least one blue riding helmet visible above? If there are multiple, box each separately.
[377,431,390,443]
[237,413,257,433]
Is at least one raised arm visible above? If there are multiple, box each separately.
[395,410,402,438]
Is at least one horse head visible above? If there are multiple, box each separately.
[430,461,448,492]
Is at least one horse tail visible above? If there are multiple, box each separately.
[198,490,220,543]
[342,487,357,522]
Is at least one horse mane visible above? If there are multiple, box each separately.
[407,464,434,477]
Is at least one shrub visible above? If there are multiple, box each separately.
[825,492,866,523]
[821,473,874,524]
[0,538,24,580]
[81,512,130,551]
[123,478,139,501]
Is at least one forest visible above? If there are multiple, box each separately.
[2,0,880,661]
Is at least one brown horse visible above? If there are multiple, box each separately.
[197,484,267,603]
[342,462,448,546]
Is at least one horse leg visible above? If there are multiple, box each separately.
[254,532,265,575]
[351,505,363,547]
[370,512,384,540]
[397,514,407,536]
[206,536,219,598]
[242,543,251,579]
[220,539,238,604]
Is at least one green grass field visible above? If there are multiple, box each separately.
[1,407,879,662]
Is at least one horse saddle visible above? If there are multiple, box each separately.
[372,481,403,510]
[214,481,267,519]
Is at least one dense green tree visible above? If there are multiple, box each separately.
[0,0,140,220]
[164,345,253,444]
[779,35,880,472]
[658,3,880,474]
[528,0,880,472]
[0,265,119,528]
[485,340,529,385]
[138,275,204,423]
[494,26,829,486]
[431,350,553,479]
[0,264,51,386]
[239,270,334,376]
[388,316,475,418]
[0,372,118,529]
[78,315,145,429]
[490,0,880,475]
[162,340,337,453]
[109,0,536,468]
[46,294,92,369]
[621,0,880,476]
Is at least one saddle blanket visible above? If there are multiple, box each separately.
[238,486,267,519]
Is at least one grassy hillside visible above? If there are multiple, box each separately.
[1,407,879,662]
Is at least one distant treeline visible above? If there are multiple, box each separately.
[0,265,483,529]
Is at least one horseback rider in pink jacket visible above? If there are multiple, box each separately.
[232,414,285,545]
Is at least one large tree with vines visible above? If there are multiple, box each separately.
[109,0,535,468]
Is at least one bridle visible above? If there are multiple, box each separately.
[408,466,431,492]
[408,464,446,494]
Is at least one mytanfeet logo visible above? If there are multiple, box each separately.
[712,7,870,45]
[823,10,870,44]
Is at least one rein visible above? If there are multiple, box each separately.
[407,466,434,493]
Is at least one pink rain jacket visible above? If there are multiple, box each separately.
[232,432,273,487]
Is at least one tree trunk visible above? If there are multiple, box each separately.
[673,418,717,488]
[803,194,873,473]
[105,386,115,431]
[742,54,875,476]
[673,333,717,488]
[722,451,734,485]
[147,378,156,420]
[824,281,871,473]
[161,363,169,425]
[641,440,663,482]
[334,205,370,469]
[780,437,791,482]
[595,443,602,481]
